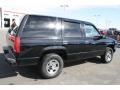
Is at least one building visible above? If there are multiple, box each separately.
[0,7,25,30]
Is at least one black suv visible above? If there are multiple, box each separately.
[3,15,116,78]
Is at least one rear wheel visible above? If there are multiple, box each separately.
[38,53,64,79]
[101,47,113,63]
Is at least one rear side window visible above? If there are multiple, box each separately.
[22,16,58,38]
[63,21,84,37]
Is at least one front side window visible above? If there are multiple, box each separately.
[63,21,83,37]
[22,16,58,38]
[84,24,100,38]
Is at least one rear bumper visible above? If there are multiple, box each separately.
[3,46,17,66]
[3,46,39,66]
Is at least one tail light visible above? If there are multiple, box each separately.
[10,36,20,53]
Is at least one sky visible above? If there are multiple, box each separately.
[0,0,120,29]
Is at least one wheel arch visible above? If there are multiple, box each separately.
[106,44,115,52]
[40,46,67,61]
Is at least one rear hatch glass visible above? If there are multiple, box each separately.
[6,26,19,52]
[6,17,25,54]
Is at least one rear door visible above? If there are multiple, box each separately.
[62,20,87,60]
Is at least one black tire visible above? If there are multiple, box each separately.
[101,47,113,63]
[38,53,64,79]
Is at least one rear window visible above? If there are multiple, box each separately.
[21,16,58,38]
[7,15,25,36]
[8,26,18,36]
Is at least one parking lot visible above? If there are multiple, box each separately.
[0,30,120,85]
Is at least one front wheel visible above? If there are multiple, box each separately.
[101,47,113,63]
[38,53,64,79]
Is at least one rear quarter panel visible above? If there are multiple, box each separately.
[19,38,63,58]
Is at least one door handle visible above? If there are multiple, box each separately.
[85,41,90,44]
[63,41,68,45]
[85,41,96,45]
[91,42,96,45]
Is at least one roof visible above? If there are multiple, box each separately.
[27,14,93,25]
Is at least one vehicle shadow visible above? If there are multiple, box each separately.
[0,53,102,79]
[64,57,102,67]
[0,53,17,78]
[0,53,41,79]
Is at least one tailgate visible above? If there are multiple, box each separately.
[6,31,14,50]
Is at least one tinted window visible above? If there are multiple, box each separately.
[22,16,59,38]
[63,21,83,37]
[84,24,100,37]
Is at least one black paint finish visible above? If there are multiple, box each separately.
[3,14,116,66]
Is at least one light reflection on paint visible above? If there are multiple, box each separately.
[56,23,61,30]
[47,23,61,30]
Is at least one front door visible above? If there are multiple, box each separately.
[83,24,105,58]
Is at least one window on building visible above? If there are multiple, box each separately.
[4,18,10,27]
